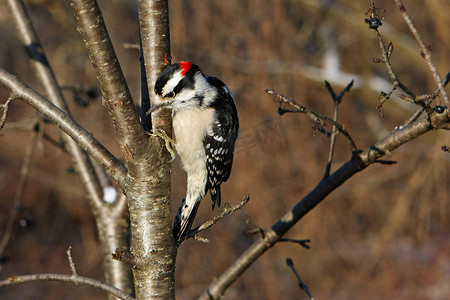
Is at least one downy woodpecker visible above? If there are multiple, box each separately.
[150,61,239,242]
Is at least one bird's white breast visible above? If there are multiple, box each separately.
[173,108,214,196]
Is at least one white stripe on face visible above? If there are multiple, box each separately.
[162,69,184,97]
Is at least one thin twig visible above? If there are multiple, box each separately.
[401,73,449,127]
[323,80,354,178]
[193,236,210,243]
[246,220,265,238]
[376,82,399,119]
[66,246,78,276]
[279,238,311,249]
[186,195,250,240]
[1,116,65,151]
[392,0,449,105]
[324,81,339,178]
[374,30,415,98]
[0,96,15,132]
[374,159,397,165]
[0,125,38,257]
[365,1,419,116]
[265,89,358,154]
[336,80,354,104]
[112,248,143,268]
[0,274,135,300]
[402,107,426,127]
[286,258,314,300]
[199,98,450,300]
[0,67,128,185]
[372,29,419,117]
[324,81,338,102]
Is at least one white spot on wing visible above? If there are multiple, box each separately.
[214,135,224,142]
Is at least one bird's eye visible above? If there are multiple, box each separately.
[166,91,175,98]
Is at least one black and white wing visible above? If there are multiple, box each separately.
[204,76,240,209]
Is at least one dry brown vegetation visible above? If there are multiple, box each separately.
[1,0,449,299]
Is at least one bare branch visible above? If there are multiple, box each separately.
[0,274,134,300]
[4,13,134,294]
[246,221,266,238]
[6,0,114,232]
[402,107,426,127]
[401,72,450,126]
[112,249,144,269]
[325,79,354,104]
[286,258,314,300]
[279,239,311,249]
[186,195,250,241]
[372,29,418,114]
[199,107,449,300]
[7,0,72,113]
[0,96,15,132]
[324,81,337,102]
[70,0,148,160]
[0,68,128,186]
[376,82,399,119]
[138,0,172,134]
[392,0,449,105]
[66,247,78,276]
[323,80,354,178]
[364,1,425,115]
[265,89,358,154]
[0,124,38,257]
[3,0,134,283]
[373,159,397,165]
[107,1,176,298]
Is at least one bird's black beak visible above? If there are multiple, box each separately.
[145,99,174,116]
[145,103,160,116]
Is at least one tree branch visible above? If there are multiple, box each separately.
[186,195,250,241]
[392,0,449,106]
[323,80,353,178]
[110,2,177,299]
[0,274,134,300]
[0,124,38,257]
[5,5,133,292]
[70,0,148,162]
[286,258,314,300]
[374,30,415,99]
[138,0,172,134]
[0,96,14,132]
[265,89,358,154]
[279,238,311,249]
[0,68,127,186]
[7,0,109,207]
[199,107,449,300]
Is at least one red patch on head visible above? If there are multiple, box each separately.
[179,61,193,77]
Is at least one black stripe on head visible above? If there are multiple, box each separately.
[154,63,181,96]
[154,62,202,97]
[172,63,200,94]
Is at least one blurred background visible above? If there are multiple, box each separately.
[0,0,449,299]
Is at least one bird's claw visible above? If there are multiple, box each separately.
[151,128,176,162]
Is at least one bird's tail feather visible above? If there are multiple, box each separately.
[210,186,221,210]
[173,197,201,243]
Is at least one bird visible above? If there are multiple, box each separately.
[149,61,239,243]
